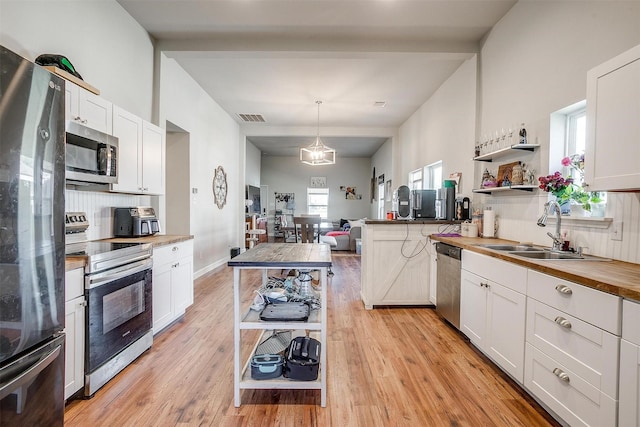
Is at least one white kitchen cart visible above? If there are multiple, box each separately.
[228,243,331,407]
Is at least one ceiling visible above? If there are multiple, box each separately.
[117,0,518,157]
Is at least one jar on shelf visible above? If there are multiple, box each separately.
[511,163,523,185]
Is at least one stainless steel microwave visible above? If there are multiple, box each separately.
[65,121,118,184]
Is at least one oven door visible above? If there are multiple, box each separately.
[85,258,152,373]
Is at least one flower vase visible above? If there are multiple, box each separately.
[590,202,606,218]
[558,200,571,215]
[570,203,588,217]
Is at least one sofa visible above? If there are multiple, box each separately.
[323,219,362,251]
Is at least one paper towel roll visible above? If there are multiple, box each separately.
[483,209,495,238]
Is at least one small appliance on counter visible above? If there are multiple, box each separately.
[412,189,437,219]
[435,188,446,219]
[395,185,412,219]
[113,206,161,237]
[443,180,457,220]
[455,197,471,221]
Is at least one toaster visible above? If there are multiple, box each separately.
[113,207,161,237]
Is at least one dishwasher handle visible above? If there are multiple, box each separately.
[435,242,462,260]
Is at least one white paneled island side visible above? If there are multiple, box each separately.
[360,220,460,309]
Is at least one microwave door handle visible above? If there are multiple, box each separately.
[106,145,112,176]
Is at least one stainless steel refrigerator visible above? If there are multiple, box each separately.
[0,45,66,426]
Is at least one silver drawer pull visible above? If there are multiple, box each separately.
[555,284,573,295]
[552,368,570,383]
[554,316,572,329]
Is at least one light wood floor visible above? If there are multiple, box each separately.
[65,252,560,427]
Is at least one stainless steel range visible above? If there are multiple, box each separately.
[65,212,153,397]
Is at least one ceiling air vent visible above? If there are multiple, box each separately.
[237,113,266,123]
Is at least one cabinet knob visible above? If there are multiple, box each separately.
[554,316,572,329]
[172,246,178,252]
[555,284,573,295]
[172,262,180,268]
[552,368,570,383]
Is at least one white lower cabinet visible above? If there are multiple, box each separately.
[152,240,194,334]
[525,270,621,427]
[461,251,527,383]
[64,268,85,400]
[620,299,640,427]
[525,343,617,427]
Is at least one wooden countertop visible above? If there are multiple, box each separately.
[228,243,331,268]
[65,234,193,271]
[430,235,640,301]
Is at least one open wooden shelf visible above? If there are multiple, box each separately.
[474,144,539,162]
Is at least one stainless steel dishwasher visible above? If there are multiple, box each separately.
[435,242,462,329]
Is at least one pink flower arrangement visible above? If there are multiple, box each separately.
[538,171,574,203]
[561,153,585,178]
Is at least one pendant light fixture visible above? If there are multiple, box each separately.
[300,100,336,166]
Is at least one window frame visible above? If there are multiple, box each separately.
[306,187,329,218]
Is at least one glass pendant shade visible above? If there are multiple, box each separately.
[300,101,335,165]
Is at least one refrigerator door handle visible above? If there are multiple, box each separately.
[0,342,62,413]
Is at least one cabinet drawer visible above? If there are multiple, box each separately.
[527,270,621,335]
[525,344,617,427]
[623,299,640,345]
[526,298,619,397]
[462,250,527,293]
[65,268,84,301]
[153,240,194,266]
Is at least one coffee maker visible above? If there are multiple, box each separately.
[455,197,471,221]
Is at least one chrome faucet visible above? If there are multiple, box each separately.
[537,201,564,251]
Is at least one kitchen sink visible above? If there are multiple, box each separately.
[477,244,545,252]
[509,251,611,261]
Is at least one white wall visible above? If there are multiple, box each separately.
[1,0,159,236]
[245,140,262,187]
[158,54,241,277]
[0,0,154,121]
[396,56,478,196]
[476,1,640,263]
[261,156,371,224]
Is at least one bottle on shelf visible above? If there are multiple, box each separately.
[519,123,527,144]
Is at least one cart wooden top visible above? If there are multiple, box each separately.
[227,243,332,268]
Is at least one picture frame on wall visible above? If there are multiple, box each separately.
[310,176,327,188]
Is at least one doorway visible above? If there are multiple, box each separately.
[165,121,190,236]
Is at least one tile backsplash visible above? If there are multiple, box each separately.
[65,189,153,241]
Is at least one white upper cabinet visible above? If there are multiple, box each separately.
[65,82,112,134]
[111,105,165,195]
[585,44,640,191]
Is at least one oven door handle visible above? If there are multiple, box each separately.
[86,258,153,289]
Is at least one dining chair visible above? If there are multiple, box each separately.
[293,216,321,243]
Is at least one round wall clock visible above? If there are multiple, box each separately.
[212,165,228,209]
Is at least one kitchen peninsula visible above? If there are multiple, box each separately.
[360,219,459,309]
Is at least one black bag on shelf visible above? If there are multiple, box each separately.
[259,302,310,322]
[250,354,284,380]
[283,336,320,381]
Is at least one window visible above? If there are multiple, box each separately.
[307,188,329,218]
[424,161,443,189]
[565,108,586,186]
[550,101,606,217]
[408,169,423,190]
